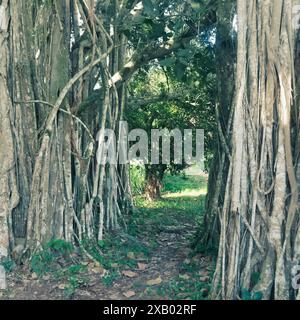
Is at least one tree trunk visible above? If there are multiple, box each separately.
[0,0,17,258]
[144,166,165,200]
[0,0,132,259]
[212,0,300,300]
[196,0,235,251]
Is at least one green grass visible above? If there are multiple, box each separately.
[129,173,210,300]
[130,174,207,236]
[25,173,209,299]
[154,276,210,300]
[162,174,207,194]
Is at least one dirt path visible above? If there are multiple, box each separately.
[2,215,211,300]
[1,176,212,300]
[93,221,211,300]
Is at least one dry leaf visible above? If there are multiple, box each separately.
[137,263,147,271]
[127,252,135,259]
[111,263,119,268]
[146,276,162,286]
[123,290,136,298]
[88,261,104,274]
[198,270,209,277]
[199,276,210,282]
[179,274,190,280]
[91,267,103,274]
[122,270,138,278]
[31,273,38,280]
[58,283,67,290]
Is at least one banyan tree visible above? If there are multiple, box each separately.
[209,0,300,300]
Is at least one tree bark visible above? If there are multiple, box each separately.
[211,0,300,300]
[144,166,166,201]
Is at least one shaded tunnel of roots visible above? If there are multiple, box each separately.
[1,0,300,300]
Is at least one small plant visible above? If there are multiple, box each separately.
[30,239,74,276]
[130,165,146,196]
[0,258,15,273]
[46,239,74,256]
[241,289,263,300]
[102,271,120,286]
[30,249,55,276]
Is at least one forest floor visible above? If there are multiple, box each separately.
[0,174,214,300]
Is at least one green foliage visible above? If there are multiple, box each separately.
[47,239,74,255]
[127,38,217,176]
[64,273,90,298]
[29,239,90,298]
[143,0,155,16]
[102,271,120,287]
[129,174,210,300]
[84,233,150,273]
[162,173,206,194]
[250,272,261,287]
[30,249,55,276]
[130,165,146,195]
[153,275,210,300]
[131,174,207,235]
[30,239,74,276]
[0,258,16,273]
[241,289,263,301]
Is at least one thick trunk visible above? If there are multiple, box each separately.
[211,0,300,300]
[145,175,163,200]
[196,0,235,250]
[144,167,165,201]
[0,0,132,259]
[0,0,18,258]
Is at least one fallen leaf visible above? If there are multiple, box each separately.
[122,270,138,278]
[127,252,135,259]
[111,263,119,268]
[198,270,209,277]
[91,267,103,274]
[137,263,147,271]
[199,276,210,282]
[123,290,136,298]
[31,273,38,280]
[88,261,104,274]
[147,276,162,286]
[179,274,190,280]
[58,283,67,290]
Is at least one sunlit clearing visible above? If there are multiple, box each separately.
[163,188,207,199]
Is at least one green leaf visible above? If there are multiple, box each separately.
[241,289,252,300]
[159,57,174,67]
[190,1,201,10]
[174,61,187,81]
[252,291,263,300]
[143,0,155,16]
